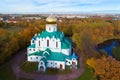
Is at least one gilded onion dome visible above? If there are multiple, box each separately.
[46,14,57,24]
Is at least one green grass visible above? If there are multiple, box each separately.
[20,78,33,80]
[112,47,120,61]
[21,62,38,73]
[44,66,72,75]
[21,62,72,75]
[75,65,96,80]
[0,64,15,80]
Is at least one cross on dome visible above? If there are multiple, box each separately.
[46,13,57,23]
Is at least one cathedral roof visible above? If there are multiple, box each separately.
[47,52,70,61]
[28,48,71,62]
[38,30,64,40]
[28,44,35,48]
[28,51,43,56]
[70,53,78,59]
[61,41,69,49]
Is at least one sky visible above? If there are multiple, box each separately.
[0,0,120,14]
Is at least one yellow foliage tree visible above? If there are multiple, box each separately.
[86,58,96,68]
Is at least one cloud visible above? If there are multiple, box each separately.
[0,0,120,13]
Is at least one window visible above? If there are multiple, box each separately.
[33,49,35,51]
[51,62,52,64]
[32,40,34,43]
[29,49,31,51]
[36,57,38,59]
[41,62,43,65]
[31,57,32,60]
[47,40,49,47]
[56,42,58,47]
[69,62,71,64]
[66,60,68,63]
[49,28,51,31]
[55,63,57,65]
[39,41,40,46]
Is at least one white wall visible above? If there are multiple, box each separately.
[47,60,65,69]
[72,58,78,65]
[27,48,36,54]
[61,49,70,55]
[31,39,36,45]
[36,37,61,53]
[27,56,42,62]
[65,59,72,66]
[46,24,57,32]
[38,61,46,71]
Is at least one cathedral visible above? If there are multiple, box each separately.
[27,14,78,72]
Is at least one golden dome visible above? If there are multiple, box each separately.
[46,14,57,23]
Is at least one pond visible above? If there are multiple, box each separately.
[96,39,120,56]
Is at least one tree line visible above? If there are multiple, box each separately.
[0,19,45,64]
[0,17,120,64]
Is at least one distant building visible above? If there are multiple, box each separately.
[0,17,3,21]
[4,19,19,23]
[27,14,78,72]
[66,16,76,18]
[22,17,41,20]
[76,15,89,18]
[2,17,8,21]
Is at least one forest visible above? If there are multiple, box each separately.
[0,17,120,79]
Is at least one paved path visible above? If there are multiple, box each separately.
[10,49,85,80]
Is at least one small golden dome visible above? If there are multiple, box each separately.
[46,14,57,23]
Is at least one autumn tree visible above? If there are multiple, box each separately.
[87,56,120,80]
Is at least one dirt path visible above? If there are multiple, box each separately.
[10,49,85,80]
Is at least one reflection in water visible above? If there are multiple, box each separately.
[97,41,117,56]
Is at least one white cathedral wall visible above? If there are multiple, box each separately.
[61,49,70,55]
[27,48,36,54]
[65,59,72,66]
[46,24,57,32]
[27,56,42,62]
[72,58,78,65]
[38,61,46,71]
[47,60,65,69]
[36,37,61,52]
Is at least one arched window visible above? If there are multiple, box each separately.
[49,28,51,31]
[56,42,58,47]
[39,41,40,46]
[41,62,43,65]
[29,49,31,51]
[33,49,35,51]
[47,40,49,47]
[36,57,38,59]
[32,40,34,43]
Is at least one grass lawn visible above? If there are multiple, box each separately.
[20,78,33,80]
[44,66,72,75]
[21,61,38,73]
[75,65,96,80]
[0,64,15,80]
[112,47,120,61]
[21,62,72,75]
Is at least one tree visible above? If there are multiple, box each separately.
[87,56,120,80]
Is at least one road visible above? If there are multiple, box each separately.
[10,49,85,80]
